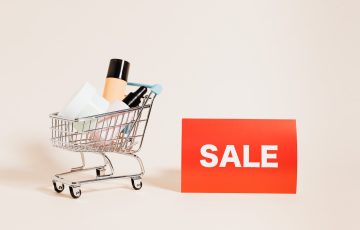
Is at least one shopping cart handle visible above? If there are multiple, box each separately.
[127,82,163,95]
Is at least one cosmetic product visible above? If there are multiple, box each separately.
[123,86,147,107]
[58,82,109,132]
[59,82,109,120]
[102,59,130,102]
[105,86,147,113]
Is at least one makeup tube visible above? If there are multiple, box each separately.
[102,59,130,102]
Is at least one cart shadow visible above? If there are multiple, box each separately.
[37,183,132,199]
[144,169,180,192]
[0,140,63,188]
[37,186,72,199]
[0,138,181,195]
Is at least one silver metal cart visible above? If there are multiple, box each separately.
[49,82,162,198]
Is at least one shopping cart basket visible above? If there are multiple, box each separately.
[49,82,162,198]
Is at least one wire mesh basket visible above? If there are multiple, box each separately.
[50,97,153,154]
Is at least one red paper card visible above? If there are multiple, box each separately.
[181,119,297,193]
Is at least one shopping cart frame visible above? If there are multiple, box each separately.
[49,82,161,198]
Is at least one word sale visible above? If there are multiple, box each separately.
[200,144,278,168]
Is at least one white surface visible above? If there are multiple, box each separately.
[0,0,359,229]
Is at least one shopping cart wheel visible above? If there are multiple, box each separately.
[53,181,65,193]
[69,186,81,199]
[131,178,142,190]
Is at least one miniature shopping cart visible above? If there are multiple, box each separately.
[49,82,162,198]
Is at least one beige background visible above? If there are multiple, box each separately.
[0,0,359,229]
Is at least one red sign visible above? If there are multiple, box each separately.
[181,119,297,193]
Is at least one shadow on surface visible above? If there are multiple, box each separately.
[0,140,63,187]
[145,168,181,192]
[37,182,131,199]
[0,138,181,196]
[37,186,71,199]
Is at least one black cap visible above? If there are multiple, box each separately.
[106,59,130,81]
[123,86,148,108]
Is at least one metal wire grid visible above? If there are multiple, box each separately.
[49,93,155,154]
